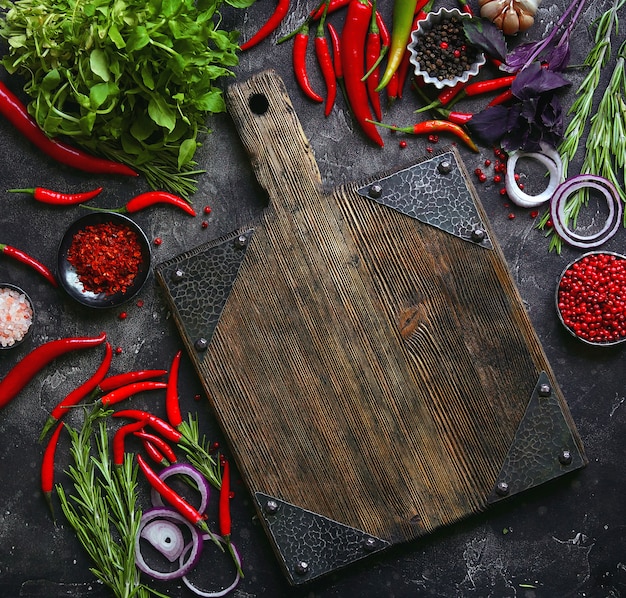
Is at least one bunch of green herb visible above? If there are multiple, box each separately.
[0,0,253,197]
[57,407,164,598]
[538,0,626,252]
[177,412,222,489]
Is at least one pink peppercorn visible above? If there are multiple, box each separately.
[399,140,407,149]
[154,237,162,246]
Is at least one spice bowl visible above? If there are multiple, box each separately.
[0,283,34,349]
[407,8,486,89]
[555,251,626,347]
[57,212,151,308]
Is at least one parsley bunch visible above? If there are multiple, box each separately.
[0,0,253,197]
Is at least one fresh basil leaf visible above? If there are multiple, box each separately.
[148,95,177,132]
[178,137,197,170]
[90,49,110,82]
[463,17,507,63]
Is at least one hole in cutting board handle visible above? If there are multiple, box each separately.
[249,93,269,115]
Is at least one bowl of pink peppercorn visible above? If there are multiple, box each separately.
[556,251,626,346]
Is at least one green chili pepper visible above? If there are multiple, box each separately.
[376,0,422,91]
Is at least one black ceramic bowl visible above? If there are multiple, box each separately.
[0,283,34,349]
[555,251,626,347]
[57,212,151,308]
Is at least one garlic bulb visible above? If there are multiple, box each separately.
[479,0,541,35]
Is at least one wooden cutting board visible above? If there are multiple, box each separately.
[155,69,586,585]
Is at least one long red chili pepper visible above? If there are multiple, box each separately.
[416,80,467,113]
[97,369,168,394]
[41,421,64,516]
[136,454,208,526]
[314,7,337,117]
[140,436,168,465]
[0,332,107,409]
[39,342,113,442]
[0,243,57,287]
[113,409,182,443]
[0,81,138,177]
[342,0,384,147]
[240,0,290,51]
[100,380,167,408]
[85,191,196,216]
[113,420,146,466]
[165,350,183,428]
[310,0,350,20]
[369,119,478,151]
[463,75,516,98]
[134,430,178,465]
[219,459,232,537]
[437,109,474,125]
[488,88,514,107]
[8,186,103,205]
[364,2,383,121]
[292,23,324,103]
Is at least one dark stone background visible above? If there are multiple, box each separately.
[1,1,624,597]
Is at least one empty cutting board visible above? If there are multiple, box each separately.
[156,69,586,585]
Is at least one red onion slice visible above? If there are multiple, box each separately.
[135,507,203,581]
[181,534,242,597]
[506,147,563,208]
[150,462,211,514]
[549,175,623,248]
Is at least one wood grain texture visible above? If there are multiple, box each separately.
[189,70,582,544]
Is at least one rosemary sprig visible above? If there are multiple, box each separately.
[539,0,626,252]
[57,407,164,598]
[177,412,223,490]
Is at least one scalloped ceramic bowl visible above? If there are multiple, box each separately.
[408,7,486,90]
[555,251,626,347]
[57,212,151,309]
[0,283,34,349]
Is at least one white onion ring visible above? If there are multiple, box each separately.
[181,534,242,597]
[506,146,563,208]
[150,462,211,514]
[140,519,185,562]
[135,507,203,581]
[549,175,623,248]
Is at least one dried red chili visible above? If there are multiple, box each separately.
[66,222,143,296]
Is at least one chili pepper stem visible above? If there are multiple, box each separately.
[362,45,388,82]
[80,204,127,214]
[7,188,36,194]
[225,534,245,578]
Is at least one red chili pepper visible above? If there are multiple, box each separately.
[416,80,467,113]
[315,12,338,116]
[113,409,182,443]
[100,380,167,408]
[342,0,384,147]
[292,24,324,103]
[39,342,113,442]
[137,454,207,526]
[8,186,103,205]
[0,332,107,409]
[240,0,290,51]
[113,420,146,466]
[139,436,168,465]
[0,243,57,287]
[327,23,343,80]
[310,0,350,20]
[463,75,516,97]
[98,369,168,394]
[0,81,138,177]
[86,191,196,216]
[439,109,474,125]
[364,3,383,120]
[488,88,514,107]
[165,351,183,428]
[219,459,232,537]
[369,119,478,152]
[41,421,64,516]
[135,430,178,465]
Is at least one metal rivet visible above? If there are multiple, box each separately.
[538,383,552,397]
[363,537,377,552]
[496,481,510,496]
[368,183,383,199]
[194,338,208,352]
[470,228,486,243]
[264,499,279,514]
[559,450,573,466]
[234,235,248,249]
[438,160,453,174]
[170,268,185,282]
[294,560,309,575]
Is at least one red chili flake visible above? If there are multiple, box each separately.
[66,222,143,296]
[399,140,407,149]
[118,312,128,320]
[153,237,162,246]
[203,206,212,215]
[201,221,209,229]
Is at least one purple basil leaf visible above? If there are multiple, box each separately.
[512,62,570,100]
[503,41,541,72]
[543,42,571,72]
[467,105,511,146]
[463,17,507,63]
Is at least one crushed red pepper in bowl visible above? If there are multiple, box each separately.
[57,212,151,308]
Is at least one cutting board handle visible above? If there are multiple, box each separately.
[225,69,323,207]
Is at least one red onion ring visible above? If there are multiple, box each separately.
[506,146,563,208]
[181,534,242,597]
[549,175,623,248]
[135,507,203,581]
[150,462,211,514]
